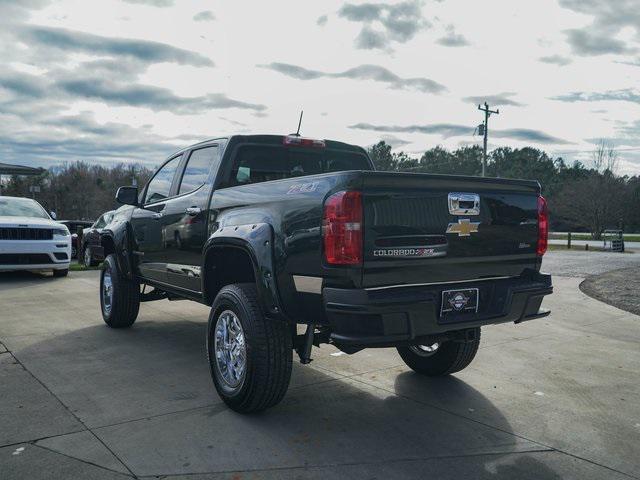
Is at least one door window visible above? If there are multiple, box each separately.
[179,146,219,194]
[144,155,181,204]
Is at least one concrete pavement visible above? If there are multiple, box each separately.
[0,255,639,479]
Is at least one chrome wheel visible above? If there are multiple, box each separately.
[102,270,113,316]
[409,343,440,357]
[214,310,247,389]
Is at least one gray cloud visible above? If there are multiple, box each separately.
[0,70,47,98]
[350,122,570,144]
[551,89,640,104]
[491,129,571,145]
[337,0,429,50]
[437,25,470,47]
[55,78,266,113]
[558,1,640,57]
[0,0,49,22]
[122,0,173,6]
[1,67,266,117]
[193,10,215,22]
[260,62,446,93]
[317,15,328,26]
[355,27,387,49]
[21,25,213,67]
[378,134,412,148]
[539,54,572,66]
[462,92,525,107]
[0,110,179,168]
[350,122,472,138]
[565,29,632,56]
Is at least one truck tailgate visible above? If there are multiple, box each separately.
[361,171,541,288]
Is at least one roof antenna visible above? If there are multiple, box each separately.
[293,110,303,137]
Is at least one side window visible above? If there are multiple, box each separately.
[144,155,181,204]
[179,146,219,194]
[93,215,105,229]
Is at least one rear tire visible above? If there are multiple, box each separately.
[397,328,481,376]
[53,268,68,278]
[207,283,292,413]
[100,254,140,328]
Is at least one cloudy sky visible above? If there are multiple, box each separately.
[1,0,640,174]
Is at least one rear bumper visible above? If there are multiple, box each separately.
[323,270,552,347]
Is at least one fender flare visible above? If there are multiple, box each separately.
[101,220,136,280]
[202,223,284,319]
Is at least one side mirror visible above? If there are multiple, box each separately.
[116,186,139,206]
[50,211,57,220]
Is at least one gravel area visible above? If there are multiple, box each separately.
[579,267,640,316]
[541,250,640,278]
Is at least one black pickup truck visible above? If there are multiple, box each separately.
[98,134,552,413]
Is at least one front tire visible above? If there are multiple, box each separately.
[397,328,481,376]
[83,246,97,267]
[100,254,140,328]
[207,283,292,413]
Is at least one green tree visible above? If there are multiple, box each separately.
[367,141,397,171]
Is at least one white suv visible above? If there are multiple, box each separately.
[0,196,71,277]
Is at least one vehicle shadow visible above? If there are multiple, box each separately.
[11,319,565,479]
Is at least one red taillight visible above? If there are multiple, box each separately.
[323,190,362,265]
[537,195,548,256]
[283,135,326,148]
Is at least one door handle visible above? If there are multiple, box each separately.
[186,206,201,216]
[152,212,163,219]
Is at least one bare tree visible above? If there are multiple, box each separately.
[592,139,618,173]
[555,141,624,239]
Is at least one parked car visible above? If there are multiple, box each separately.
[59,220,93,258]
[96,134,552,413]
[80,211,114,267]
[0,196,71,277]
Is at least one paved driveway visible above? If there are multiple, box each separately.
[542,249,640,277]
[1,253,639,479]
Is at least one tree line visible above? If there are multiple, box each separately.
[2,141,639,237]
[1,162,152,221]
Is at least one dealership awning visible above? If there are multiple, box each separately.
[0,163,44,196]
[0,162,44,175]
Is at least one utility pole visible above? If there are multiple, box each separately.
[477,102,499,177]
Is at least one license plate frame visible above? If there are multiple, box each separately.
[440,288,479,317]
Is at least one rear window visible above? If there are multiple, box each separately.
[226,146,370,187]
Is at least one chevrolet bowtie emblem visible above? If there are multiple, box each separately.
[446,219,480,237]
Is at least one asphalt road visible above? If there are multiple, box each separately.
[1,252,639,479]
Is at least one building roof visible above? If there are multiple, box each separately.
[0,162,44,175]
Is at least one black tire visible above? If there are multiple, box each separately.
[83,246,97,267]
[100,254,140,328]
[53,268,68,278]
[207,283,292,413]
[397,328,481,376]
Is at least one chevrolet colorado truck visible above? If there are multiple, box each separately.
[97,134,552,413]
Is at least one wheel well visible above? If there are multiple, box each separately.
[204,246,256,305]
[101,235,116,257]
